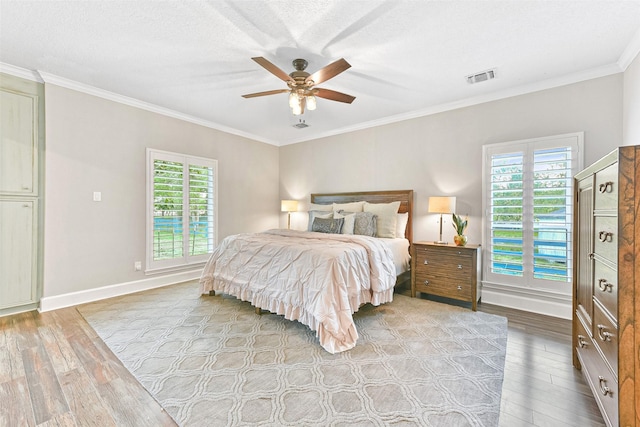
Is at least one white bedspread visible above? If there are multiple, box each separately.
[199,229,397,353]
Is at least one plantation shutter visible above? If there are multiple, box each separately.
[152,159,184,261]
[147,149,217,272]
[483,134,582,293]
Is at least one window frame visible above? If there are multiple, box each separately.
[482,132,583,294]
[145,148,218,274]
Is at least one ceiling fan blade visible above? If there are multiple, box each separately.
[314,88,356,104]
[306,58,351,85]
[251,57,293,83]
[242,89,289,98]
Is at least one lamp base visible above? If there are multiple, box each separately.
[433,240,448,245]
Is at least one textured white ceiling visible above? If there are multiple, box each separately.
[1,0,640,146]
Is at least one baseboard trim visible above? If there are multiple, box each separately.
[481,281,572,320]
[39,270,202,312]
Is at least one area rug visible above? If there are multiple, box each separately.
[78,281,507,426]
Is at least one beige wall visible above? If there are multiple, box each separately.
[43,84,279,298]
[280,74,623,245]
[624,52,640,146]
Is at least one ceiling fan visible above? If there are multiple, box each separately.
[242,57,356,115]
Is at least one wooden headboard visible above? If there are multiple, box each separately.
[310,190,414,244]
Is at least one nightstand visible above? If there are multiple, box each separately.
[411,242,481,310]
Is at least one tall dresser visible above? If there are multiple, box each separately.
[572,145,639,427]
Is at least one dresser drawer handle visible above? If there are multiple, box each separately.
[598,376,612,396]
[598,181,614,194]
[577,335,588,348]
[457,264,462,269]
[598,231,613,243]
[423,280,429,286]
[598,279,613,292]
[456,285,462,291]
[423,260,429,265]
[597,324,613,342]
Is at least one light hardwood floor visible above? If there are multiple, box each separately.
[1,299,605,426]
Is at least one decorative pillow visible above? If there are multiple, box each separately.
[309,203,333,212]
[312,217,344,234]
[396,212,409,239]
[350,211,377,237]
[307,211,333,231]
[332,201,365,213]
[333,212,356,235]
[364,201,401,238]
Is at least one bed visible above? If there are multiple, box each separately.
[199,190,413,353]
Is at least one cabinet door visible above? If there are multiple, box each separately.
[575,176,594,328]
[0,89,38,195]
[0,199,37,309]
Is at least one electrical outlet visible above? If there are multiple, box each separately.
[134,261,142,271]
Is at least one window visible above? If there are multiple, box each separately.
[482,133,583,293]
[146,149,217,272]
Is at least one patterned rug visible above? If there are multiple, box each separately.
[78,281,507,426]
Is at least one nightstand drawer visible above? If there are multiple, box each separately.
[414,274,472,300]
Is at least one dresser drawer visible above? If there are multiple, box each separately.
[575,316,618,427]
[415,253,473,275]
[414,274,472,300]
[593,260,617,321]
[593,302,618,376]
[593,216,617,263]
[594,163,618,211]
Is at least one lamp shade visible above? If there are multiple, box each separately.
[428,196,456,214]
[281,200,298,212]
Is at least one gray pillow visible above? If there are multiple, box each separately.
[312,217,344,234]
[307,211,333,231]
[341,211,377,237]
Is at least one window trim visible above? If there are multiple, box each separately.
[482,132,583,294]
[145,148,218,274]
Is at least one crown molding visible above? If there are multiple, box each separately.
[0,62,44,83]
[618,27,640,71]
[36,71,279,146]
[280,62,623,146]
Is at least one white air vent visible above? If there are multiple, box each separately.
[466,69,496,84]
[293,120,309,129]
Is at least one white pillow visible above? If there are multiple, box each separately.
[333,201,365,213]
[364,201,401,238]
[396,212,409,239]
[309,203,333,212]
[307,211,333,231]
[334,212,356,234]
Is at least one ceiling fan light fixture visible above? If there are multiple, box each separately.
[306,95,317,111]
[288,91,299,108]
[291,101,303,115]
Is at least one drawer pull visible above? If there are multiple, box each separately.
[598,376,612,396]
[598,279,613,292]
[577,335,588,348]
[598,181,614,194]
[457,264,462,269]
[597,324,613,342]
[423,280,429,286]
[598,231,613,243]
[456,285,462,291]
[423,260,429,265]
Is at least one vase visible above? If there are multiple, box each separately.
[453,234,467,246]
